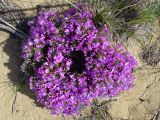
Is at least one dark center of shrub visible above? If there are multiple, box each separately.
[69,50,86,73]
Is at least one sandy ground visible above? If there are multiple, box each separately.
[0,0,160,120]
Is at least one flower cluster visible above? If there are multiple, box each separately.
[21,3,137,115]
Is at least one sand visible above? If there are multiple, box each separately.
[0,0,160,120]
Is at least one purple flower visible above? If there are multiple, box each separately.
[21,3,137,115]
[54,53,64,64]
